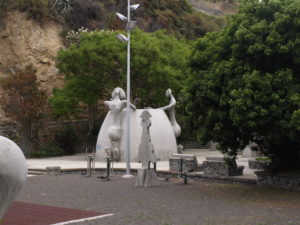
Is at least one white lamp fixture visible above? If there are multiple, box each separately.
[126,21,137,32]
[130,4,140,11]
[116,12,128,21]
[116,34,129,42]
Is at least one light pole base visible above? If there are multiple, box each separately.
[122,174,134,179]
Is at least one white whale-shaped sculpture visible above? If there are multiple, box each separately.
[96,88,181,162]
[0,136,27,221]
[97,108,177,161]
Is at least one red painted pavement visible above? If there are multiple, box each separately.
[2,201,104,225]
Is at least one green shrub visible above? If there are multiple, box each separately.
[66,0,105,30]
[54,125,79,155]
[31,144,64,158]
[12,0,49,21]
[256,157,271,162]
[0,0,10,10]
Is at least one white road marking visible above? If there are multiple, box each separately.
[51,213,115,225]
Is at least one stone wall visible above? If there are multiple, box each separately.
[203,157,244,176]
[255,171,300,190]
[248,159,270,170]
[169,154,200,172]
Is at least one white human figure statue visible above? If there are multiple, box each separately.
[137,110,157,168]
[0,136,27,222]
[159,88,181,138]
[104,87,136,160]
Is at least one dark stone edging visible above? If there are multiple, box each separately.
[255,171,300,190]
[248,159,270,170]
[28,168,257,185]
[28,168,300,190]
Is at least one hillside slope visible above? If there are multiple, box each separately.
[0,11,64,93]
[0,0,234,94]
[189,0,236,16]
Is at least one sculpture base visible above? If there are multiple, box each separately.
[122,174,135,179]
[135,168,160,187]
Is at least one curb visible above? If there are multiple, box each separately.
[28,167,257,185]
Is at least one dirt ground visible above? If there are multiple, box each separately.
[16,174,300,225]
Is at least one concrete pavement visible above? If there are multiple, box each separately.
[27,149,258,181]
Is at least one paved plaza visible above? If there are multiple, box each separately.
[26,149,257,180]
[3,149,300,225]
[10,173,300,225]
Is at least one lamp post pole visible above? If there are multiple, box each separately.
[125,0,132,177]
[116,1,139,178]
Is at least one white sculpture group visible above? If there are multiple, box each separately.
[96,87,181,162]
[136,110,159,187]
[104,87,136,161]
[137,110,157,168]
[0,136,27,222]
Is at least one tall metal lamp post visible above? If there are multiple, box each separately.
[116,1,140,178]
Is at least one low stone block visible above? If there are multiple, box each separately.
[169,154,198,172]
[248,159,270,170]
[46,166,61,176]
[203,159,244,176]
[205,157,224,162]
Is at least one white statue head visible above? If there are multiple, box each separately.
[112,87,126,100]
[166,88,172,97]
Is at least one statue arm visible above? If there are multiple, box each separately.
[104,101,110,109]
[121,101,136,111]
[158,96,176,111]
[130,103,136,111]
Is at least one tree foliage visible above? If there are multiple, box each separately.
[130,29,191,108]
[50,30,125,119]
[1,0,225,40]
[0,66,47,154]
[186,0,300,171]
[50,29,190,119]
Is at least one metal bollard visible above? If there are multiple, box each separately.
[83,147,95,177]
[98,157,111,181]
[106,157,111,178]
[86,154,95,177]
[179,157,188,185]
[179,157,183,177]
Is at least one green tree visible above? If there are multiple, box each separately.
[50,30,125,132]
[130,29,191,108]
[186,0,300,171]
[50,29,190,128]
[0,66,47,155]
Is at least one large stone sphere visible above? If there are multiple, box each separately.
[0,136,27,220]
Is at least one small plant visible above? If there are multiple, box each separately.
[12,0,49,21]
[64,0,104,30]
[256,157,271,162]
[65,27,88,45]
[50,0,75,16]
[0,0,10,10]
[31,144,64,158]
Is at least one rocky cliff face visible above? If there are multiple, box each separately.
[189,0,236,16]
[0,1,234,94]
[0,11,64,94]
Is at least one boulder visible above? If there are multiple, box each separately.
[0,136,27,220]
